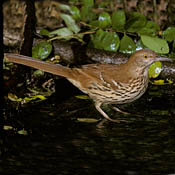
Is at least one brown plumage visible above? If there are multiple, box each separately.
[4,49,171,122]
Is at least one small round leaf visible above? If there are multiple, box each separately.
[148,61,162,78]
[91,29,120,52]
[98,12,111,29]
[126,12,147,33]
[59,13,80,33]
[70,6,81,20]
[49,27,73,37]
[82,0,94,7]
[141,35,169,54]
[119,34,136,54]
[32,42,52,60]
[163,27,175,42]
[112,10,126,30]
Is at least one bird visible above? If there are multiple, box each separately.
[4,49,171,122]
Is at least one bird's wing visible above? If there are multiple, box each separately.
[71,64,129,90]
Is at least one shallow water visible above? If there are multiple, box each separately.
[1,85,175,175]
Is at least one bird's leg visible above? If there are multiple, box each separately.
[95,102,126,123]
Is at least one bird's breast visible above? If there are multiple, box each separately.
[89,70,149,104]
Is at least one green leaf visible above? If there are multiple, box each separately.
[24,95,47,101]
[112,10,126,30]
[89,20,99,27]
[91,29,104,49]
[80,6,96,22]
[58,3,71,11]
[70,6,81,20]
[98,1,110,8]
[58,3,81,20]
[148,61,162,78]
[138,21,160,36]
[141,35,169,54]
[163,27,175,42]
[77,118,99,123]
[49,27,73,37]
[119,34,136,54]
[32,42,52,60]
[40,29,50,36]
[126,12,147,33]
[59,13,80,33]
[152,79,173,85]
[33,70,45,76]
[135,39,145,50]
[8,93,47,103]
[8,93,21,102]
[91,29,120,52]
[104,32,120,52]
[82,0,94,7]
[75,95,90,99]
[98,12,112,29]
[3,125,13,130]
[69,0,79,3]
[173,40,175,48]
[17,129,28,135]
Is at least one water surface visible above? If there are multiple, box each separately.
[2,85,175,175]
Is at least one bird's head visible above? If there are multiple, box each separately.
[129,49,171,69]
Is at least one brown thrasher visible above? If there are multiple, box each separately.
[4,49,171,122]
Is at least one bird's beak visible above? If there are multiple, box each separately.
[155,56,172,62]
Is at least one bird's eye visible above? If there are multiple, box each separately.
[144,54,148,59]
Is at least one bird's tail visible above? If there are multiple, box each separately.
[4,53,73,78]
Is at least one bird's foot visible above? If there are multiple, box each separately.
[96,118,127,128]
[112,106,143,117]
[95,103,129,124]
[112,106,130,115]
